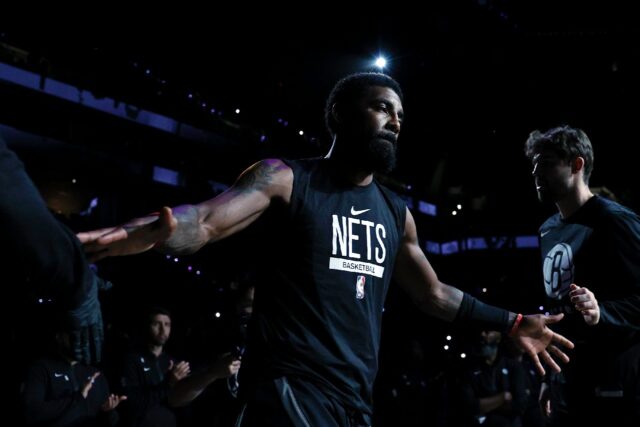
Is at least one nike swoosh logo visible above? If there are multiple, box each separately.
[351,207,371,216]
[541,230,550,237]
[143,367,151,372]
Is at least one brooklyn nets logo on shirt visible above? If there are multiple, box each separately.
[543,243,574,299]
[329,209,387,279]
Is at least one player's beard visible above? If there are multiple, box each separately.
[366,133,397,174]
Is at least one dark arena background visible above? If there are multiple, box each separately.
[3,2,639,425]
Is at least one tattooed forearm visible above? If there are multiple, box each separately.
[154,160,287,254]
[156,205,205,255]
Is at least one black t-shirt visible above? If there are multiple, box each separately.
[457,356,527,423]
[242,158,407,417]
[539,195,640,386]
[119,349,176,427]
[21,357,116,427]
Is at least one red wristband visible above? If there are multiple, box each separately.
[509,313,523,336]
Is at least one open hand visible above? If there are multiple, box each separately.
[511,313,574,375]
[77,207,177,262]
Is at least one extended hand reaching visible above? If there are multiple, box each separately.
[77,207,177,262]
[511,313,574,376]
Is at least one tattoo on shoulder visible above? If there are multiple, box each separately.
[235,160,284,193]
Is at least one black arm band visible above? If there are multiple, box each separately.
[455,292,512,332]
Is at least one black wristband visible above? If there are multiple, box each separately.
[455,293,512,332]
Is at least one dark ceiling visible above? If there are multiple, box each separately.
[2,1,639,230]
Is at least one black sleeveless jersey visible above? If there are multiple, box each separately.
[243,157,407,416]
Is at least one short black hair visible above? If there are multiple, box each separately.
[144,306,172,324]
[325,72,403,138]
[524,125,594,184]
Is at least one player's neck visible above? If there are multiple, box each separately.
[331,157,374,186]
[557,184,594,219]
[325,139,374,186]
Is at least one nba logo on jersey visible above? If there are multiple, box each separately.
[356,275,366,299]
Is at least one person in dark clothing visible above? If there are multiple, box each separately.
[456,330,527,427]
[0,134,110,366]
[525,125,640,425]
[78,72,574,426]
[119,306,238,426]
[119,307,190,427]
[20,320,126,426]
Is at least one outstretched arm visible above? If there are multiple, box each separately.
[392,208,475,321]
[393,208,574,375]
[78,159,293,261]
